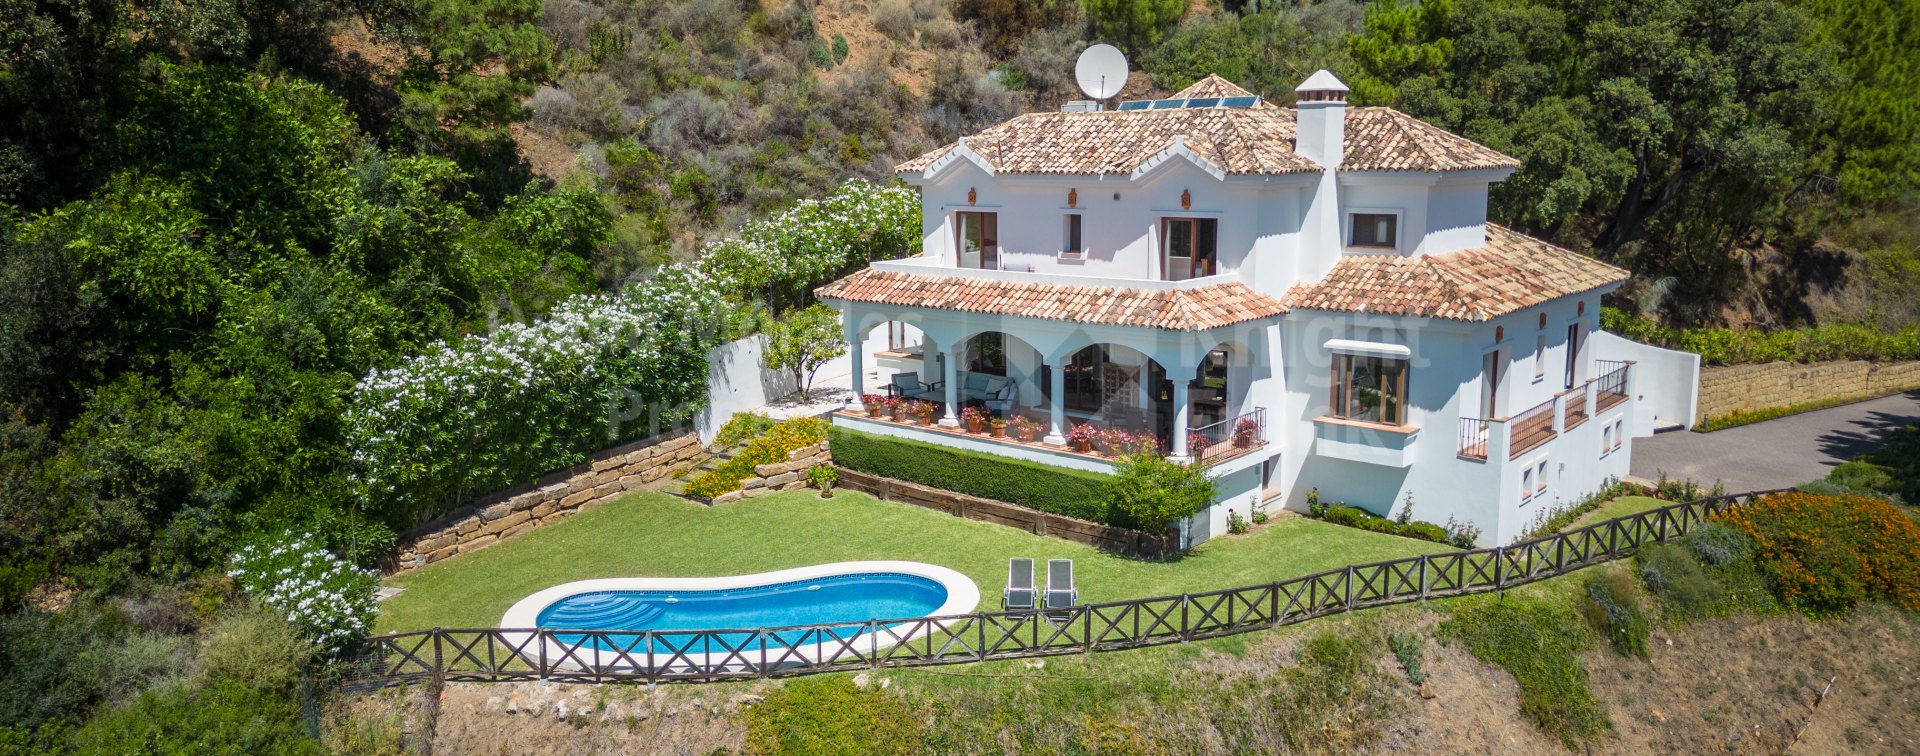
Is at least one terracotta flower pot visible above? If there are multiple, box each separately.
[1074,440,1093,453]
[1233,436,1251,449]
[916,411,934,426]
[1017,429,1036,443]
[966,418,984,434]
[867,406,883,417]
[891,408,906,422]
[990,425,1006,438]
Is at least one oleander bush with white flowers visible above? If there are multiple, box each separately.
[345,179,920,525]
[229,534,379,658]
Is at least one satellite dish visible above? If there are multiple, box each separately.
[1075,44,1128,102]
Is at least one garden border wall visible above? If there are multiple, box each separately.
[386,431,709,573]
[1697,359,1920,426]
[835,468,1178,557]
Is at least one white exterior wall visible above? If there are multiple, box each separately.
[1591,330,1700,434]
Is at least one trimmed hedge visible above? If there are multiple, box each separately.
[827,427,1121,526]
[1603,306,1920,366]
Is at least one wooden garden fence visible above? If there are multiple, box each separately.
[342,489,1788,687]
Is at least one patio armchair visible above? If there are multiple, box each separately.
[980,378,1016,414]
[885,372,928,399]
[1044,559,1077,613]
[1003,558,1036,612]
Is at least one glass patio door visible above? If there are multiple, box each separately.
[1162,218,1217,280]
[956,212,998,269]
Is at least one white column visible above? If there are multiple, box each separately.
[939,348,960,427]
[1170,380,1192,461]
[844,317,864,408]
[1045,362,1066,446]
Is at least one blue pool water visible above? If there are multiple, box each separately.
[536,573,948,655]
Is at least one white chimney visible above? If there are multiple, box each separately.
[1294,70,1348,168]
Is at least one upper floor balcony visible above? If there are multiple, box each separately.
[1458,361,1632,462]
[867,255,1243,293]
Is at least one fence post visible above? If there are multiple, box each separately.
[1418,556,1429,600]
[1084,607,1095,654]
[1493,548,1505,590]
[1180,596,1191,642]
[431,629,444,678]
[1345,565,1356,610]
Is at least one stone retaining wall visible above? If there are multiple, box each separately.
[388,431,708,573]
[1697,360,1920,425]
[707,443,832,504]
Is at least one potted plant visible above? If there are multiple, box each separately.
[807,464,838,498]
[1232,417,1260,448]
[912,400,935,426]
[886,395,906,422]
[989,417,1007,437]
[1010,416,1037,442]
[1066,423,1098,453]
[961,406,986,434]
[1097,428,1130,458]
[861,393,885,417]
[1187,431,1210,457]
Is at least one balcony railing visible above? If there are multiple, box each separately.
[1187,407,1267,462]
[1458,362,1633,463]
[1596,363,1630,413]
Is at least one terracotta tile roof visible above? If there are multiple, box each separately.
[895,76,1518,177]
[816,268,1289,332]
[1283,225,1629,321]
[894,107,1318,177]
[1168,74,1260,100]
[1341,108,1521,172]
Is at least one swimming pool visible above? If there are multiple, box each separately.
[499,561,980,670]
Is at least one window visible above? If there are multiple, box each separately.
[1521,467,1534,501]
[1533,334,1546,380]
[1612,419,1624,450]
[887,321,912,351]
[967,332,1005,375]
[955,211,998,269]
[1330,354,1408,426]
[1536,460,1549,495]
[1602,424,1613,456]
[1564,322,1583,389]
[1063,214,1083,256]
[1161,218,1218,280]
[1350,213,1398,249]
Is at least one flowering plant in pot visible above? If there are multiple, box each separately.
[1010,416,1038,442]
[1066,423,1099,452]
[912,400,935,425]
[860,393,885,416]
[1232,417,1261,448]
[1187,431,1211,457]
[1097,428,1132,458]
[806,463,839,498]
[989,417,1008,437]
[960,406,987,433]
[886,395,906,421]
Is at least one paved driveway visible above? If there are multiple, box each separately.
[1629,390,1920,492]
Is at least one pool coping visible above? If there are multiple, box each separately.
[497,561,981,671]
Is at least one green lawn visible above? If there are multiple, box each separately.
[1563,495,1672,531]
[377,490,1455,632]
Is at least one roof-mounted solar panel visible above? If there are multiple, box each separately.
[1183,97,1222,108]
[1117,100,1152,111]
[1150,98,1186,109]
[1221,96,1260,108]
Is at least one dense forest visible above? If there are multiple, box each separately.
[0,0,1915,749]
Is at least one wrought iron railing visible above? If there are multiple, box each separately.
[343,489,1791,687]
[1185,407,1266,461]
[1596,363,1630,411]
[1562,387,1589,429]
[1457,417,1490,460]
[1507,397,1557,458]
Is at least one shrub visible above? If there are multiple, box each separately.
[1227,508,1249,535]
[712,411,778,449]
[194,606,316,696]
[686,417,828,498]
[1107,453,1215,536]
[1636,543,1717,619]
[1603,306,1920,366]
[828,427,1117,524]
[1395,521,1450,543]
[763,304,846,398]
[1684,521,1750,567]
[67,679,320,755]
[745,676,922,755]
[1846,423,1920,502]
[1444,517,1483,549]
[228,534,377,657]
[1440,597,1609,748]
[1580,569,1650,658]
[1387,632,1427,686]
[1713,492,1920,615]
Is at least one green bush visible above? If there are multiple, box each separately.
[1440,597,1610,748]
[67,679,321,755]
[1579,569,1650,658]
[687,417,828,498]
[1715,492,1920,615]
[827,427,1118,524]
[712,412,778,450]
[1604,307,1920,366]
[745,676,922,755]
[1395,521,1450,543]
[1841,423,1920,502]
[1387,632,1428,685]
[1684,521,1751,567]
[1636,543,1717,619]
[1108,453,1216,536]
[1637,524,1776,620]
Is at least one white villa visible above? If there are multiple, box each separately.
[818,71,1666,546]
